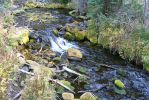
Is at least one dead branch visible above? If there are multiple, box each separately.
[12,90,22,100]
[18,69,35,76]
[99,64,117,70]
[49,78,75,93]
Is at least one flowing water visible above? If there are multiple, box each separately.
[14,8,149,99]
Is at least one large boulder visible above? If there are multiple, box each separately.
[67,48,83,61]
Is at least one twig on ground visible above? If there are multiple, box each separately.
[12,90,22,100]
[99,64,117,70]
[61,64,89,78]
[49,78,75,93]
[78,85,107,93]
[18,69,35,76]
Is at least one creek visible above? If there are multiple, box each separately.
[14,8,149,99]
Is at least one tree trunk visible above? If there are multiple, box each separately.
[72,0,87,16]
[144,0,149,29]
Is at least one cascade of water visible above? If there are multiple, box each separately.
[49,33,78,53]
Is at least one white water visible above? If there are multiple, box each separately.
[50,36,78,53]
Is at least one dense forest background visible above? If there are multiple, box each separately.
[0,0,149,99]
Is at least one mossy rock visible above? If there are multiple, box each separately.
[53,29,59,36]
[74,31,86,41]
[62,92,74,100]
[9,28,30,45]
[64,32,75,40]
[87,36,98,44]
[29,39,35,43]
[114,79,125,89]
[25,2,38,8]
[73,27,79,33]
[80,92,96,100]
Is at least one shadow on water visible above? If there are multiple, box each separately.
[15,8,149,99]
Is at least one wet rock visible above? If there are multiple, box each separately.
[67,48,83,61]
[62,92,74,100]
[80,92,96,100]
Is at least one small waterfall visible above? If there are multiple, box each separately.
[49,33,78,53]
[36,28,78,53]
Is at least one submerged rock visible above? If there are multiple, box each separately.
[62,92,74,100]
[80,92,96,100]
[67,48,83,61]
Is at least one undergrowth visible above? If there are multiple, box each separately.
[88,0,149,71]
[0,13,18,99]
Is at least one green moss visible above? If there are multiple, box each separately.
[143,56,149,72]
[44,3,65,9]
[74,31,86,41]
[29,39,35,43]
[64,32,74,40]
[53,29,59,36]
[8,38,19,47]
[25,2,38,8]
[88,36,98,44]
[142,43,149,72]
[114,79,125,89]
[25,2,70,9]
